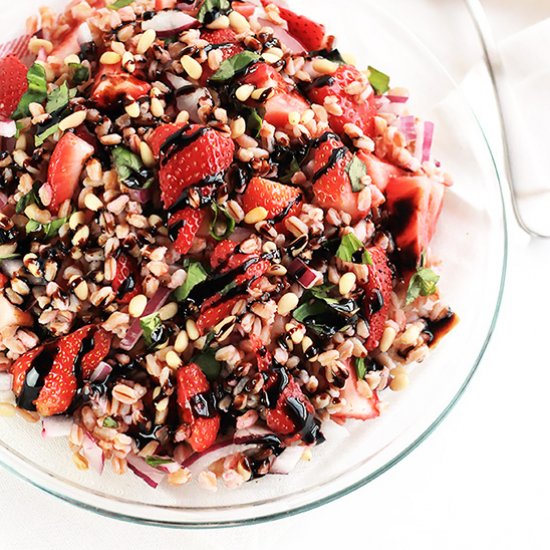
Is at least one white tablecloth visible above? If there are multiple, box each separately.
[2,1,550,548]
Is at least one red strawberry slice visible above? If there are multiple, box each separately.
[168,207,207,255]
[250,334,272,372]
[149,123,235,210]
[0,274,7,290]
[0,55,28,119]
[155,0,176,8]
[200,28,244,85]
[241,176,302,231]
[46,132,95,213]
[80,327,112,379]
[307,64,377,138]
[232,1,255,17]
[112,253,142,304]
[50,27,81,61]
[357,151,405,192]
[271,3,326,52]
[362,247,393,351]
[239,63,309,128]
[90,65,151,109]
[312,134,370,221]
[210,239,238,269]
[385,176,444,271]
[196,295,241,335]
[10,345,45,402]
[176,363,220,452]
[332,360,380,420]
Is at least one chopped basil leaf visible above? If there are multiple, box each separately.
[193,349,221,381]
[310,48,345,65]
[111,146,150,188]
[25,216,68,238]
[35,123,59,146]
[145,456,173,467]
[69,63,90,85]
[15,185,40,214]
[140,312,163,348]
[346,154,368,192]
[11,63,48,120]
[211,51,260,82]
[362,249,373,266]
[103,417,118,428]
[336,233,363,262]
[406,267,440,305]
[247,108,263,138]
[107,0,135,9]
[197,0,231,23]
[174,261,208,301]
[310,284,339,305]
[355,357,367,380]
[367,65,390,95]
[46,82,76,114]
[209,202,235,241]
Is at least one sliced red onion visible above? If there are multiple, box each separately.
[89,361,112,383]
[0,192,7,211]
[387,95,409,103]
[421,121,434,163]
[233,425,274,444]
[82,432,105,474]
[0,120,16,138]
[0,372,13,392]
[127,454,166,488]
[127,187,152,204]
[76,22,93,45]
[183,441,261,473]
[0,259,23,278]
[41,416,73,439]
[142,10,198,37]
[270,445,304,475]
[166,73,211,122]
[398,115,417,143]
[157,460,181,474]
[287,258,322,289]
[228,226,253,243]
[257,18,305,54]
[119,287,172,351]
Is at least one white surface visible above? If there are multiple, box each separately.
[1,1,549,548]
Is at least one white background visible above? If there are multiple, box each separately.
[1,1,550,548]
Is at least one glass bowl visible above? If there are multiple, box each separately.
[0,0,506,527]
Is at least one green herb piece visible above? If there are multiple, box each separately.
[35,123,59,146]
[15,185,40,214]
[174,260,208,301]
[103,417,118,428]
[247,108,263,138]
[406,267,440,305]
[362,249,373,266]
[111,146,151,188]
[310,284,339,305]
[209,202,236,241]
[211,51,260,82]
[46,82,76,114]
[69,63,90,85]
[145,456,173,467]
[355,357,367,380]
[197,0,231,23]
[346,154,368,192]
[107,0,135,9]
[193,349,221,381]
[25,216,68,239]
[336,233,363,262]
[367,65,390,95]
[140,312,163,348]
[11,64,48,120]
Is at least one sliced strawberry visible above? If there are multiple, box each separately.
[250,334,272,372]
[240,63,309,129]
[312,134,370,221]
[274,4,326,52]
[196,295,241,335]
[149,123,235,209]
[10,345,45,400]
[112,253,142,304]
[357,151,405,192]
[46,132,95,213]
[385,176,445,270]
[79,327,112,379]
[155,0,176,8]
[307,64,377,138]
[0,295,32,332]
[168,207,207,255]
[200,28,243,85]
[176,363,220,452]
[362,247,393,351]
[0,55,28,119]
[0,274,8,290]
[232,1,256,17]
[241,177,301,231]
[210,239,238,269]
[332,361,380,420]
[90,65,151,109]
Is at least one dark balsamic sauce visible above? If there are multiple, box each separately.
[261,367,289,409]
[423,311,458,348]
[311,146,347,183]
[159,125,209,166]
[285,397,324,445]
[16,346,58,410]
[190,391,218,418]
[116,275,136,300]
[369,289,384,314]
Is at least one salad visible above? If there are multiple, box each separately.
[0,0,457,490]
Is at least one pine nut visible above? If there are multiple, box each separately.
[72,225,89,246]
[72,452,89,470]
[288,111,300,126]
[312,58,338,75]
[165,350,182,369]
[100,51,122,65]
[0,403,16,416]
[150,97,165,118]
[84,193,103,212]
[390,373,409,392]
[262,52,281,64]
[230,117,246,139]
[244,206,268,224]
[229,10,250,32]
[339,272,356,296]
[206,15,230,29]
[174,330,189,353]
[64,54,80,66]
[136,29,156,54]
[139,141,155,167]
[28,37,53,54]
[58,110,87,131]
[69,211,85,230]
[379,326,397,353]
[158,302,178,321]
[301,109,315,124]
[168,468,191,486]
[125,102,140,118]
[129,294,147,318]
[277,292,299,316]
[235,84,254,102]
[251,87,273,100]
[181,55,203,81]
[186,319,199,341]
